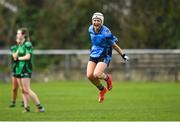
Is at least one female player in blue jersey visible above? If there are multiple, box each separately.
[87,12,129,103]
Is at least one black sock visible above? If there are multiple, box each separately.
[36,104,43,109]
[11,101,16,104]
[97,85,104,91]
[21,101,24,107]
[25,106,30,112]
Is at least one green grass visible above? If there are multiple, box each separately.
[0,81,180,121]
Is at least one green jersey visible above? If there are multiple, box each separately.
[10,45,18,76]
[15,41,33,78]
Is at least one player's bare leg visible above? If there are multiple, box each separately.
[87,61,107,103]
[18,78,30,112]
[9,77,18,107]
[21,78,45,112]
[94,62,112,90]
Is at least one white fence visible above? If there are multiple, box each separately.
[0,49,180,82]
[1,49,180,55]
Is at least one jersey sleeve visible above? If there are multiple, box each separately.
[88,25,93,33]
[109,35,118,45]
[10,45,17,53]
[25,41,33,54]
[103,27,118,45]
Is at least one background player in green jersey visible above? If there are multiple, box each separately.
[12,27,45,112]
[9,38,24,108]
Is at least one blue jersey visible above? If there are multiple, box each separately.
[88,25,118,58]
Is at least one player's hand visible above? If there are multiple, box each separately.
[121,54,129,61]
[13,50,18,61]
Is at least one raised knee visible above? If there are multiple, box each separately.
[93,73,100,79]
[87,73,94,80]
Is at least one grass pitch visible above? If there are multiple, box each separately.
[0,81,180,121]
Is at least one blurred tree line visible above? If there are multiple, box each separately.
[0,0,180,49]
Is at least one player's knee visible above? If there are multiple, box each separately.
[93,72,101,79]
[87,73,94,80]
[13,88,18,92]
[21,89,25,94]
[21,89,29,95]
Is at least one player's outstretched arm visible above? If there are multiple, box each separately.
[112,43,129,61]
